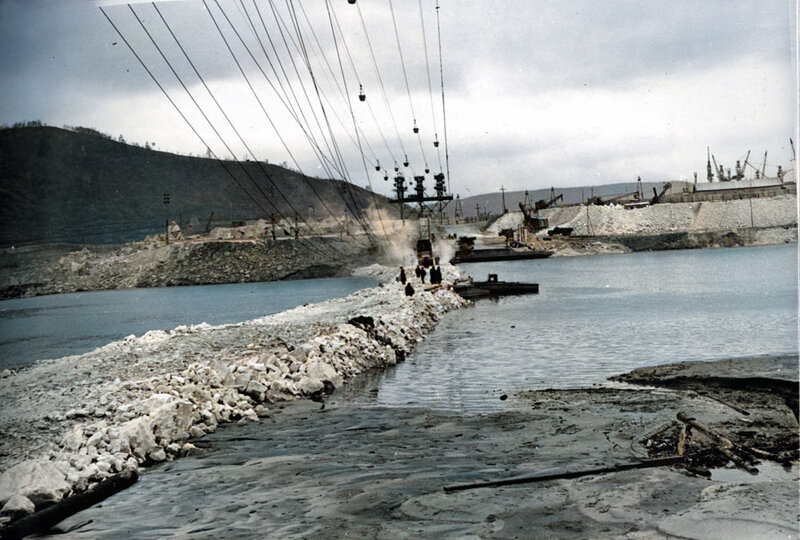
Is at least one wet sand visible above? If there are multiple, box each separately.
[44,355,798,539]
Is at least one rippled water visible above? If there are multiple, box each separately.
[0,277,377,369]
[347,244,798,413]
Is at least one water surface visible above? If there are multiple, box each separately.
[347,244,797,412]
[0,277,377,369]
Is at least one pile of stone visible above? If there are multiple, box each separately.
[542,195,797,236]
[0,267,468,524]
[483,195,797,238]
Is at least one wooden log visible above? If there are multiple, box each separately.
[443,456,683,493]
[676,412,733,448]
[676,412,760,472]
[698,392,750,416]
[0,470,138,540]
[677,424,687,457]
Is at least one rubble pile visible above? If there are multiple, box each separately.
[0,267,468,522]
[542,195,797,236]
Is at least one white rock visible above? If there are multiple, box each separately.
[147,395,195,443]
[1,494,35,519]
[117,417,157,461]
[0,460,71,506]
[245,380,268,402]
[305,359,343,388]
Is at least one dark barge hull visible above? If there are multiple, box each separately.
[451,249,553,264]
[454,280,539,299]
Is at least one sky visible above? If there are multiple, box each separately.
[1,0,797,199]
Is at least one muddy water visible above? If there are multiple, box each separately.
[350,243,798,413]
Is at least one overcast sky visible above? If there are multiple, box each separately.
[1,0,797,198]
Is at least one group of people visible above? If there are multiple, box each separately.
[398,258,444,297]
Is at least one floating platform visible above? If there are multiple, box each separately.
[453,274,539,300]
[451,248,553,264]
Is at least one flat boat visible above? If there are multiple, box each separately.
[453,274,539,299]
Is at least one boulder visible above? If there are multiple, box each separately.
[0,494,35,520]
[147,395,195,443]
[0,460,71,506]
[116,417,157,461]
[305,359,343,388]
[245,380,268,402]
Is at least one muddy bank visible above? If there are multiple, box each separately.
[0,268,467,530]
[25,354,798,539]
[0,236,374,300]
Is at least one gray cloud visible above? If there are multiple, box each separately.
[1,0,796,199]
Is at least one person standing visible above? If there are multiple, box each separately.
[398,267,407,284]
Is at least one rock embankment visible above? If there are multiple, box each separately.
[486,195,796,238]
[482,195,797,255]
[541,195,796,236]
[1,235,373,300]
[0,267,467,524]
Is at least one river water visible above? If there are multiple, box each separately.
[342,243,798,413]
[0,277,378,370]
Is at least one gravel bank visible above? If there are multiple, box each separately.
[0,266,467,526]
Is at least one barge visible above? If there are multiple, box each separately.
[453,273,539,299]
[451,248,553,264]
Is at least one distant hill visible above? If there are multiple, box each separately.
[450,181,684,218]
[0,126,394,246]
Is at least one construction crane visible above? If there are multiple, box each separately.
[534,187,564,212]
[650,182,672,204]
[711,154,729,182]
[732,150,750,181]
[519,201,549,233]
[587,189,641,206]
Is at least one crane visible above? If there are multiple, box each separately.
[534,187,564,212]
[711,154,728,182]
[732,150,751,181]
[651,182,672,204]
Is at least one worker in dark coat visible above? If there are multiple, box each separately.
[418,265,426,283]
[430,265,442,285]
[404,282,415,296]
[398,266,407,284]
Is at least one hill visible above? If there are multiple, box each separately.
[0,126,394,246]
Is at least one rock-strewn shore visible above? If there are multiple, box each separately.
[0,266,467,524]
[0,235,373,300]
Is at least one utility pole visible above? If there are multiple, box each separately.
[162,192,170,245]
[500,186,508,214]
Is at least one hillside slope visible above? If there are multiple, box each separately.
[0,126,393,246]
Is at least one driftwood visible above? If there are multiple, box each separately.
[676,412,761,472]
[0,470,138,540]
[698,392,750,416]
[677,424,687,457]
[443,456,683,493]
